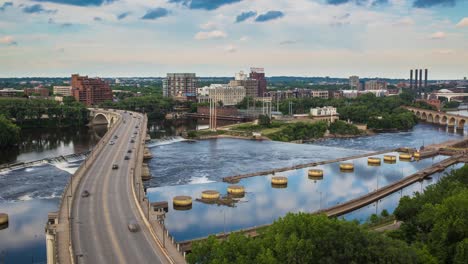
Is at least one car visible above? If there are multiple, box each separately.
[128,221,139,232]
[129,112,133,116]
[130,139,135,143]
[135,126,139,128]
[114,135,118,139]
[81,190,90,198]
[127,149,132,153]
[109,141,114,145]
[124,156,130,160]
[134,132,138,135]
[112,164,119,170]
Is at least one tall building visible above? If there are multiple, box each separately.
[364,80,387,91]
[249,67,267,97]
[197,84,246,106]
[229,78,258,98]
[162,73,198,101]
[349,76,360,90]
[71,74,113,106]
[53,86,72,96]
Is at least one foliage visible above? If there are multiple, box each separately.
[258,114,271,127]
[412,101,437,111]
[188,213,420,264]
[392,165,468,263]
[0,115,20,147]
[328,120,361,135]
[236,96,263,109]
[443,101,460,110]
[99,95,174,120]
[0,98,88,128]
[269,121,327,142]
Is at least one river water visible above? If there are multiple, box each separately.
[0,122,465,263]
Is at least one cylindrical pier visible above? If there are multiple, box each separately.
[227,185,245,197]
[0,213,8,230]
[173,196,192,207]
[383,155,397,164]
[367,157,381,166]
[413,152,421,159]
[201,190,220,200]
[399,153,412,161]
[308,169,324,179]
[271,176,288,185]
[340,163,354,171]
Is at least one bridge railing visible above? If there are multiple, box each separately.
[56,110,123,264]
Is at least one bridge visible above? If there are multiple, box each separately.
[406,106,468,129]
[45,109,184,264]
[432,92,468,102]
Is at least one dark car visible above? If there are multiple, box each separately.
[130,139,135,143]
[81,190,90,198]
[127,149,132,153]
[112,164,118,170]
[124,156,130,160]
[128,221,139,232]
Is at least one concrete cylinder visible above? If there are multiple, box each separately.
[201,190,220,200]
[227,185,245,195]
[0,213,8,225]
[367,157,381,166]
[308,169,324,179]
[340,163,354,171]
[399,153,412,160]
[173,196,192,207]
[271,176,288,185]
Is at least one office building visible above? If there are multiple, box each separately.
[71,74,113,106]
[24,87,49,97]
[198,84,246,106]
[229,78,258,98]
[249,68,267,97]
[0,88,23,97]
[163,73,198,101]
[365,80,387,91]
[53,86,72,96]
[349,76,360,90]
[311,90,329,99]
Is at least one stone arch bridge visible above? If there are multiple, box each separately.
[88,108,121,126]
[406,107,467,130]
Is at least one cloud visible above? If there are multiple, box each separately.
[279,40,298,45]
[255,11,284,22]
[413,0,456,8]
[93,17,102,21]
[371,0,389,6]
[393,17,415,26]
[117,11,130,20]
[168,0,242,10]
[456,17,468,28]
[433,49,454,55]
[194,30,227,40]
[429,31,446,39]
[32,0,116,6]
[200,21,217,30]
[0,2,12,11]
[0,35,17,46]
[239,36,248,42]
[235,11,256,23]
[224,44,237,53]
[141,8,169,20]
[326,0,353,5]
[22,4,56,14]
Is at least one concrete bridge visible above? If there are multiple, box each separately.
[45,109,184,264]
[88,108,121,126]
[432,92,468,102]
[406,106,468,129]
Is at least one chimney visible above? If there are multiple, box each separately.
[419,69,423,89]
[410,69,413,89]
[414,69,418,89]
[424,69,428,88]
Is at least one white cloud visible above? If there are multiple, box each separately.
[433,49,455,55]
[429,31,446,40]
[456,17,468,28]
[239,36,249,42]
[194,30,227,40]
[200,21,218,30]
[0,35,17,45]
[393,17,414,27]
[224,44,237,53]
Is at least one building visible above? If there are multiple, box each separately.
[197,84,246,106]
[365,80,387,91]
[71,74,113,106]
[311,90,329,99]
[0,88,23,97]
[229,78,258,98]
[53,86,72,96]
[249,68,267,97]
[349,76,360,90]
[24,87,49,97]
[310,106,338,117]
[163,73,198,101]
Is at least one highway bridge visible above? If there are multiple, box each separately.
[45,109,183,264]
[406,106,468,129]
[432,92,468,102]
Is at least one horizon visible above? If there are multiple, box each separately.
[0,0,467,79]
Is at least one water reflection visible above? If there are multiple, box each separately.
[148,118,239,139]
[148,153,451,242]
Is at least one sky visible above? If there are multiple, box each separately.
[0,0,467,79]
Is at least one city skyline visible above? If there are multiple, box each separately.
[0,0,467,78]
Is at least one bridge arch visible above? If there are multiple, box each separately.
[434,115,440,124]
[458,119,466,129]
[416,111,421,118]
[441,116,447,125]
[427,113,434,123]
[421,112,427,121]
[93,113,110,125]
[448,117,456,127]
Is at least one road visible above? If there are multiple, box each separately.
[71,111,170,264]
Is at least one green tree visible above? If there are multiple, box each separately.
[0,115,20,147]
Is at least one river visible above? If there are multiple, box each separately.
[0,122,465,263]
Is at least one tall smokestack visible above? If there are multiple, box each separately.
[419,69,423,89]
[414,69,418,90]
[424,69,428,88]
[410,69,413,89]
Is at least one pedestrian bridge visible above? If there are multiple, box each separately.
[88,108,120,126]
[406,107,468,129]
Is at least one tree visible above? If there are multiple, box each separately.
[258,114,271,127]
[0,115,20,147]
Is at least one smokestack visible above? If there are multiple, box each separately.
[419,69,423,95]
[414,69,418,90]
[410,69,413,89]
[424,69,428,88]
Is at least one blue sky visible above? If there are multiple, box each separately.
[0,0,467,79]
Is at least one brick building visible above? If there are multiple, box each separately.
[24,87,49,97]
[71,74,113,106]
[249,68,267,97]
